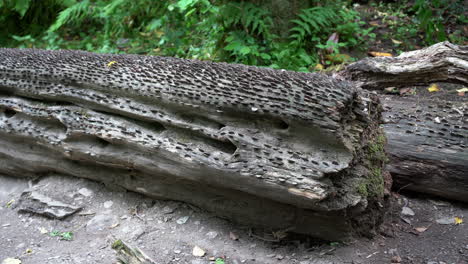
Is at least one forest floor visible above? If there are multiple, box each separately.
[0,174,466,264]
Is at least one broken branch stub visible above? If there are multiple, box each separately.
[0,48,386,240]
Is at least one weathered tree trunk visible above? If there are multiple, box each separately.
[382,95,467,202]
[342,41,468,202]
[0,48,386,240]
[343,42,468,89]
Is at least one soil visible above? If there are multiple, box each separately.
[0,174,467,264]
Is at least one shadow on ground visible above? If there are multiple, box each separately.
[0,175,466,264]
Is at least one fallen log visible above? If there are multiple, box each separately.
[342,41,468,90]
[341,42,468,202]
[382,94,467,202]
[0,48,386,240]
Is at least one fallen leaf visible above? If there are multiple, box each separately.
[6,199,14,208]
[1,258,21,264]
[325,53,352,64]
[369,21,380,27]
[229,231,239,241]
[399,87,415,95]
[192,246,206,257]
[110,223,120,229]
[415,226,428,233]
[457,87,468,96]
[107,61,117,67]
[25,249,32,254]
[427,83,440,92]
[455,217,463,225]
[391,39,403,45]
[314,63,324,71]
[368,51,392,57]
[384,87,399,94]
[391,255,402,263]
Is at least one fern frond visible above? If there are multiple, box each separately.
[48,0,92,32]
[289,6,339,41]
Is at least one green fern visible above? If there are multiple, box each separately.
[289,7,338,43]
[48,0,93,32]
[222,2,273,38]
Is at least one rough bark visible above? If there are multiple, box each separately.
[342,41,468,202]
[382,95,467,202]
[0,48,386,240]
[342,41,468,89]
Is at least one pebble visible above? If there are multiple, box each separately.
[436,217,454,225]
[401,207,415,216]
[86,213,118,233]
[103,201,113,209]
[162,204,178,214]
[206,231,218,239]
[176,216,190,225]
[78,188,93,197]
[174,249,181,254]
[192,246,205,257]
[16,243,25,249]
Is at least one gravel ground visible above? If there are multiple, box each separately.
[0,175,467,264]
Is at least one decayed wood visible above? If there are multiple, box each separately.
[0,48,386,240]
[342,41,468,89]
[382,94,467,202]
[341,41,468,202]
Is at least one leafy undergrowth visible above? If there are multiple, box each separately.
[0,0,466,72]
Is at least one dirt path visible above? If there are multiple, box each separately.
[0,175,467,264]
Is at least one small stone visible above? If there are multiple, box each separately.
[266,254,275,258]
[401,207,415,216]
[103,201,113,209]
[436,217,454,225]
[86,213,119,233]
[174,249,181,254]
[205,231,218,239]
[176,216,190,225]
[192,246,205,257]
[78,188,93,197]
[18,191,81,219]
[391,256,402,263]
[162,204,177,214]
[2,258,21,264]
[16,243,25,249]
[276,255,284,260]
[229,231,239,241]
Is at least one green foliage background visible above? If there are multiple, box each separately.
[0,0,466,72]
